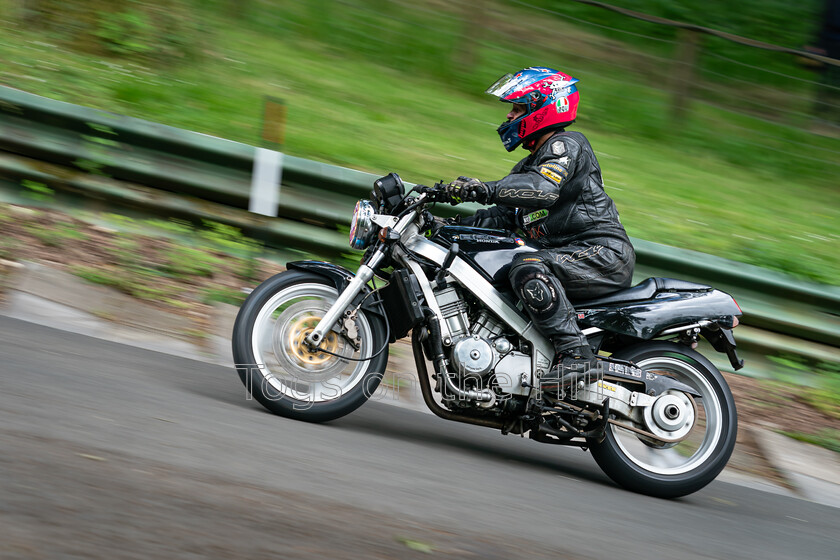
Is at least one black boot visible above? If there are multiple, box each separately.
[540,345,598,396]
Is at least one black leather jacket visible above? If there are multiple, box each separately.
[461,130,632,251]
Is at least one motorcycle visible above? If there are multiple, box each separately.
[232,173,742,498]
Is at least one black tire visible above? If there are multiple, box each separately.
[588,341,737,498]
[232,270,389,423]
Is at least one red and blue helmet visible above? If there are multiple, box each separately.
[486,66,579,152]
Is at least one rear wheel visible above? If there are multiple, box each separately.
[232,271,389,422]
[588,341,737,498]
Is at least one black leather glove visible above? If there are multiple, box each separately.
[443,176,491,205]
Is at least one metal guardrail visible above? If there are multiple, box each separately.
[0,85,838,370]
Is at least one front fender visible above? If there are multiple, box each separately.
[286,260,387,321]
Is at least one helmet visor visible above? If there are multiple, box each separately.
[485,73,514,97]
[485,72,533,101]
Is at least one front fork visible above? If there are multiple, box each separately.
[305,248,386,347]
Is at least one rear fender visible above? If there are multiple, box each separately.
[579,289,741,340]
[702,325,745,370]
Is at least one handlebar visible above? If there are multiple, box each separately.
[416,182,448,203]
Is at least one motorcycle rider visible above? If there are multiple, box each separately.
[441,66,635,387]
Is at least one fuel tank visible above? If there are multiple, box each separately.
[430,226,540,286]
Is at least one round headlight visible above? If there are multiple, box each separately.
[349,199,377,250]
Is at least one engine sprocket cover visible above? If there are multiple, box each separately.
[452,336,495,375]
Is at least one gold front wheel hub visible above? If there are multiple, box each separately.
[287,316,341,366]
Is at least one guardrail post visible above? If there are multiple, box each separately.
[249,148,282,217]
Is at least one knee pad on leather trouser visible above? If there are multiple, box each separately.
[508,256,564,319]
[509,254,586,352]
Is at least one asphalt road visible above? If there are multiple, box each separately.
[1,316,837,560]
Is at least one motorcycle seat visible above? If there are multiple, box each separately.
[573,277,712,307]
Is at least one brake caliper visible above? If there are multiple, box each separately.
[341,309,361,351]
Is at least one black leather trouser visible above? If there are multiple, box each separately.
[508,241,635,354]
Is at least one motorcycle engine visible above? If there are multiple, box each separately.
[434,285,510,377]
[434,285,470,343]
[452,335,495,376]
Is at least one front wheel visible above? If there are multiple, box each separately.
[588,341,737,498]
[232,270,389,423]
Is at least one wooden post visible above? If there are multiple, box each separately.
[226,0,252,19]
[16,0,43,24]
[261,96,286,149]
[670,29,700,126]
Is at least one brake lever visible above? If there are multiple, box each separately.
[417,181,447,203]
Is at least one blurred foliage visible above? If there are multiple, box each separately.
[197,220,261,254]
[531,0,824,66]
[11,0,205,63]
[229,0,471,82]
[768,353,840,420]
[201,285,248,306]
[0,0,837,284]
[0,237,18,260]
[96,10,158,57]
[23,221,87,247]
[780,429,840,454]
[66,216,263,304]
[98,215,263,282]
[0,202,270,317]
[21,179,55,201]
[160,245,224,278]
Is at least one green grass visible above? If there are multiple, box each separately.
[0,0,837,284]
[71,263,186,301]
[23,221,87,247]
[527,0,824,79]
[0,237,18,260]
[160,246,223,279]
[201,286,247,306]
[767,354,840,420]
[64,215,264,303]
[781,429,840,454]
